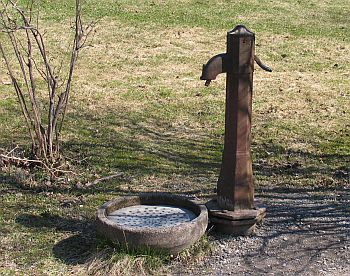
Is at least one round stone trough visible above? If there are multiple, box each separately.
[96,193,208,254]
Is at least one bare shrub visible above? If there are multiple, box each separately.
[0,0,93,173]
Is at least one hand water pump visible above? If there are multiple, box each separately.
[201,25,271,234]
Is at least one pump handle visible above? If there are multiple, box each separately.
[254,55,272,72]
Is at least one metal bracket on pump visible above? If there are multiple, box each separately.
[201,25,271,235]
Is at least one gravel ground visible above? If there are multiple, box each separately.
[170,186,350,275]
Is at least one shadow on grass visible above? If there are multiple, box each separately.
[252,140,349,184]
[11,186,350,270]
[74,110,347,166]
[63,110,349,190]
[63,112,222,178]
[0,173,20,190]
[16,213,96,265]
[2,105,348,196]
[15,212,170,269]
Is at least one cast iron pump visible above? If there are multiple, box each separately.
[201,25,271,235]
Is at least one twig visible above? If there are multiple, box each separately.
[0,153,79,176]
[86,172,124,187]
[7,145,19,155]
[0,41,36,149]
[51,168,79,175]
[0,153,49,169]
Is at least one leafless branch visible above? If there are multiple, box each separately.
[86,172,124,187]
[0,153,49,169]
[0,41,36,149]
[0,0,94,172]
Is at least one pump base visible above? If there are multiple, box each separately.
[206,199,266,235]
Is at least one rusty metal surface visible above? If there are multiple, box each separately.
[206,199,265,221]
[201,25,271,213]
[219,25,255,211]
[200,53,227,84]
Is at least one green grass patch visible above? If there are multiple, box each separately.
[22,0,350,42]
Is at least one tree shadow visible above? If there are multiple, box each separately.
[16,213,97,265]
[63,108,349,190]
[2,104,348,197]
[238,186,349,274]
[63,111,222,177]
[4,100,350,272]
[252,141,349,184]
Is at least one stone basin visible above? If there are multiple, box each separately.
[96,193,208,254]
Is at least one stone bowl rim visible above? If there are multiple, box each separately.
[96,192,208,234]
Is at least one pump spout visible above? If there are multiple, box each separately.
[200,53,228,86]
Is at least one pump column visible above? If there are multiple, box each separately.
[205,25,266,235]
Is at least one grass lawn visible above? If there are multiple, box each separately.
[0,0,349,274]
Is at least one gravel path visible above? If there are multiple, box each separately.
[171,186,350,275]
